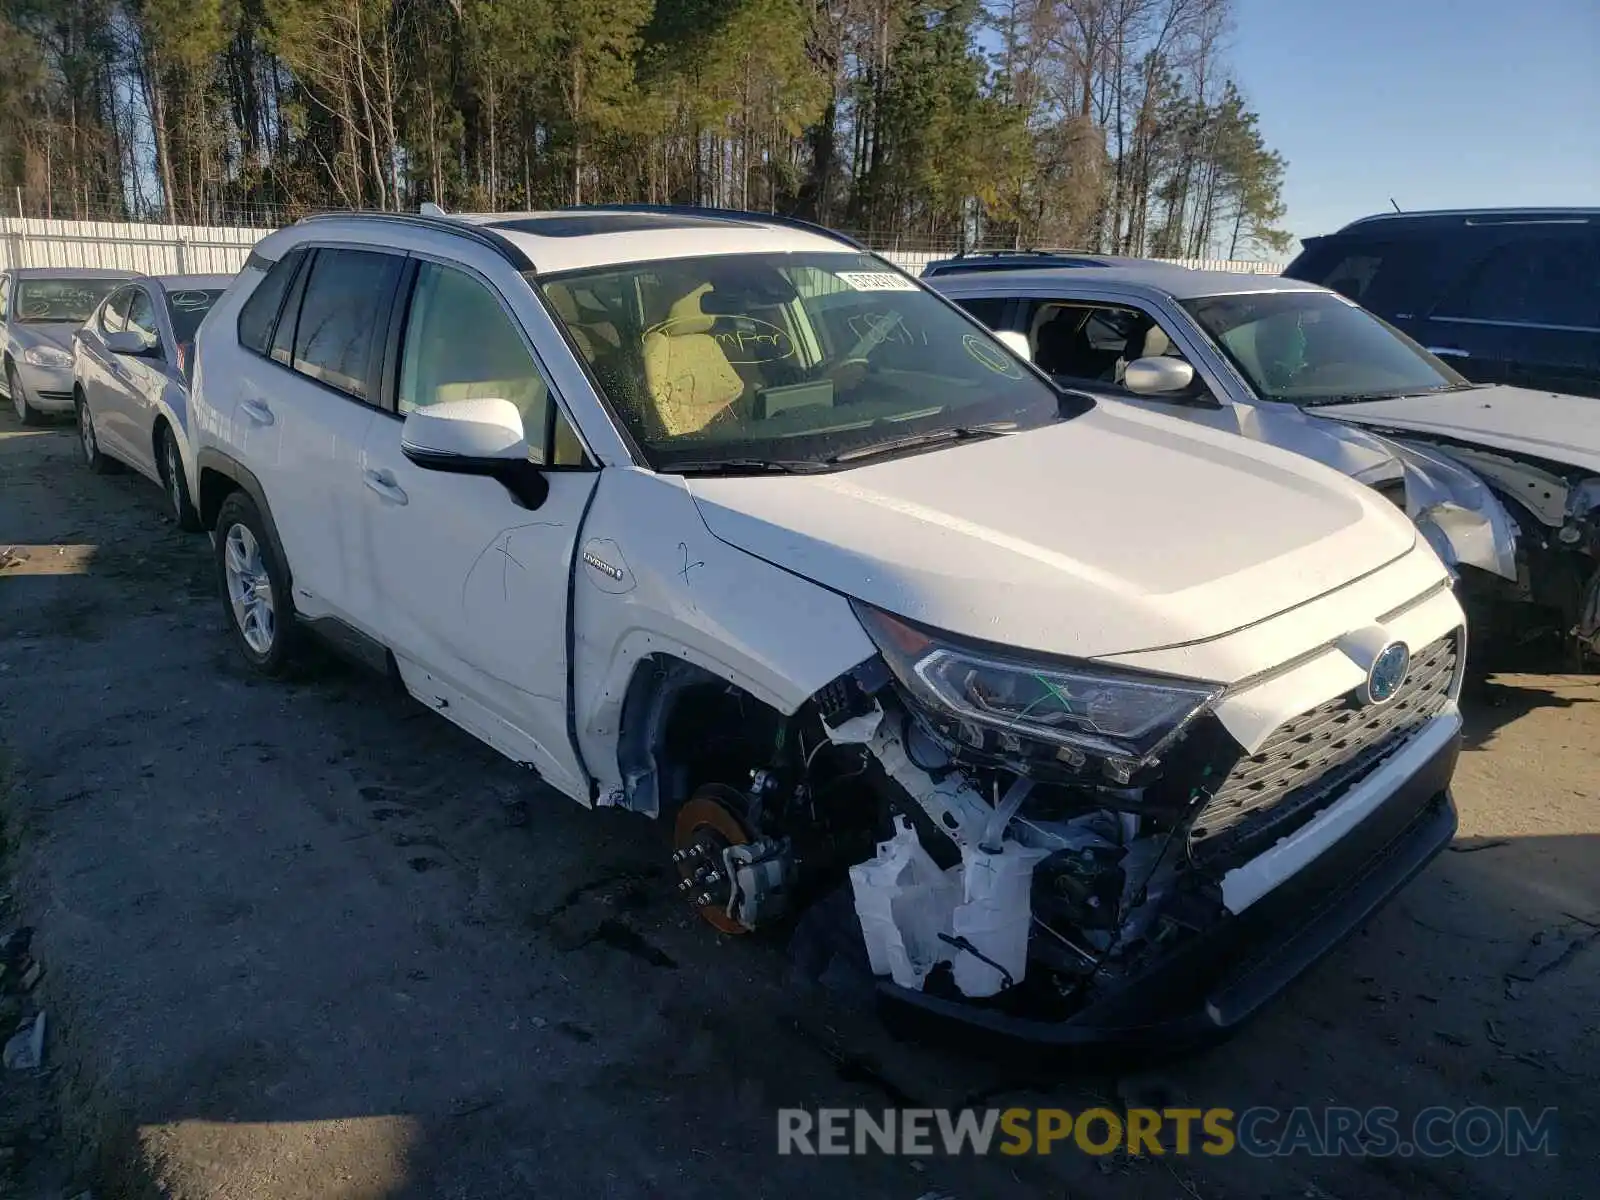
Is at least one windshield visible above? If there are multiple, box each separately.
[165,289,224,344]
[1182,290,1471,406]
[537,252,1070,471]
[15,279,124,324]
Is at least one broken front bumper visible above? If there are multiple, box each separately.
[876,716,1461,1053]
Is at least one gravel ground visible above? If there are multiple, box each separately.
[1,409,1596,1200]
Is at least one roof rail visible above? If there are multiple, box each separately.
[954,248,1090,259]
[560,204,865,250]
[297,210,535,270]
[1343,206,1600,229]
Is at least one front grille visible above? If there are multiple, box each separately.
[1188,631,1459,866]
[35,390,73,404]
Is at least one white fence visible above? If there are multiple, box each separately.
[0,217,266,276]
[0,215,1282,278]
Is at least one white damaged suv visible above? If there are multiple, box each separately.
[188,206,1466,1047]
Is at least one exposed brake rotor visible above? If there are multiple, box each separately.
[673,784,755,934]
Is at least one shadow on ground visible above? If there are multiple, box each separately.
[1462,676,1600,751]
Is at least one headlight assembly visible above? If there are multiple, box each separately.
[852,602,1222,775]
[23,345,72,368]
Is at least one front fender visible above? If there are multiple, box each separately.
[1388,438,1520,581]
[1232,404,1518,581]
[1232,401,1404,481]
[154,384,195,487]
[572,467,876,807]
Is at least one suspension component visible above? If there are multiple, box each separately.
[672,783,798,933]
[673,785,757,935]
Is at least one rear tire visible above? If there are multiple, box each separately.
[157,422,201,531]
[214,490,299,678]
[76,391,120,474]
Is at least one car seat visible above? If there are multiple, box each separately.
[1114,323,1178,384]
[1033,307,1082,376]
[642,284,746,436]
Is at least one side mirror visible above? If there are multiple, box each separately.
[1123,356,1197,396]
[993,329,1033,363]
[106,330,159,358]
[400,397,548,509]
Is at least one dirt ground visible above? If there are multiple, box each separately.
[1,407,1596,1200]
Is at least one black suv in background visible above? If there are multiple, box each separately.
[1286,209,1600,400]
[1284,209,1600,399]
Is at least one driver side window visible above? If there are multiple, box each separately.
[398,262,585,467]
[1024,300,1196,395]
[101,288,132,335]
[125,289,159,350]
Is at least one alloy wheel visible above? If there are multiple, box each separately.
[79,401,98,464]
[223,523,276,655]
[163,432,183,517]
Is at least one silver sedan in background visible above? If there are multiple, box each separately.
[71,273,231,530]
[1,267,132,424]
[929,264,1521,588]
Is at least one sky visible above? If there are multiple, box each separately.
[1229,0,1600,253]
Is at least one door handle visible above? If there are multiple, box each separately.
[241,397,275,426]
[363,468,409,505]
[1424,346,1469,359]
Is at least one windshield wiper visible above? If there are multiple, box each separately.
[1307,382,1486,406]
[668,458,829,476]
[826,423,1016,465]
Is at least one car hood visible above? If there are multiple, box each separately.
[11,323,77,353]
[686,402,1419,661]
[1322,386,1600,475]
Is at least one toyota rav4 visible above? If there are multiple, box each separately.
[187,206,1467,1048]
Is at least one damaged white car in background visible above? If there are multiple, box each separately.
[193,207,1469,1050]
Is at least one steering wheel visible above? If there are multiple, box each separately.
[824,357,872,395]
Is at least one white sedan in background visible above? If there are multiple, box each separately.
[71,273,231,530]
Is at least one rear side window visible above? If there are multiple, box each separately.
[1434,232,1600,330]
[1291,239,1435,314]
[290,249,402,401]
[237,250,304,354]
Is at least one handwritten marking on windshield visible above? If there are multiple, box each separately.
[962,333,1025,378]
[846,311,927,347]
[649,315,794,364]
